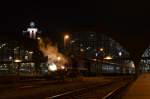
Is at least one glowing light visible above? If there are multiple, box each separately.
[9,56,12,60]
[119,52,122,56]
[57,56,61,61]
[100,48,104,51]
[14,59,22,63]
[80,48,84,52]
[104,56,113,60]
[48,63,57,71]
[92,59,97,61]
[61,66,65,69]
[90,34,94,37]
[71,40,75,43]
[30,22,35,27]
[27,28,38,38]
[29,51,33,54]
[96,53,98,57]
[132,64,135,68]
[87,47,91,50]
[64,35,69,39]
[130,61,135,68]
[37,37,41,40]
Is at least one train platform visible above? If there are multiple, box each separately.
[123,73,150,99]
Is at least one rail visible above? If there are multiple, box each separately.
[45,78,134,99]
[45,81,117,99]
[102,79,134,99]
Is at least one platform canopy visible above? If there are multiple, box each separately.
[108,32,150,61]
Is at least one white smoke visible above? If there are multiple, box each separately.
[38,37,68,70]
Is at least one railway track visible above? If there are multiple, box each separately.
[45,78,134,99]
[0,76,134,99]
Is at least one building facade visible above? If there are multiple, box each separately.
[66,31,135,75]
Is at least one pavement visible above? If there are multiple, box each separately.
[123,73,150,99]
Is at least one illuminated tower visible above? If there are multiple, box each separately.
[23,21,40,39]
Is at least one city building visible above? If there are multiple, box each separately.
[0,22,47,76]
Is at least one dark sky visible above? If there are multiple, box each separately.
[0,1,150,57]
[111,1,150,58]
[0,1,98,36]
[0,1,108,34]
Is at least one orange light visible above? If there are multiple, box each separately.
[57,56,61,61]
[64,35,69,39]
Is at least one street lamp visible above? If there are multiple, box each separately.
[64,34,70,49]
[64,35,69,39]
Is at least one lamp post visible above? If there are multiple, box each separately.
[64,35,70,49]
[99,48,104,73]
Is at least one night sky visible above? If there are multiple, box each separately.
[0,1,150,57]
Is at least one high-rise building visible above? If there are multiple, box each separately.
[23,22,41,39]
